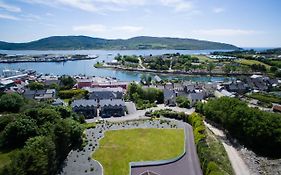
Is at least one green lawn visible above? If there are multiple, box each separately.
[236,59,271,69]
[92,128,184,175]
[0,149,18,171]
[195,55,215,63]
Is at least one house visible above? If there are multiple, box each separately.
[226,81,248,94]
[99,99,126,118]
[71,99,98,118]
[154,75,162,83]
[0,79,15,89]
[214,89,235,98]
[188,92,205,106]
[163,89,176,106]
[92,81,128,90]
[40,76,60,86]
[77,79,93,89]
[23,89,56,100]
[52,98,65,106]
[85,87,124,100]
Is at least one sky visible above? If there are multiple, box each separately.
[0,0,281,47]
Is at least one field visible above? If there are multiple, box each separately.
[246,93,281,104]
[92,128,184,175]
[235,59,271,69]
[195,55,215,63]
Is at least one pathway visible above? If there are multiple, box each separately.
[204,121,251,175]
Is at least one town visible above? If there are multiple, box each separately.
[0,53,98,63]
[0,62,281,175]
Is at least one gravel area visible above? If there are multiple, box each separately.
[58,119,181,175]
[239,147,281,175]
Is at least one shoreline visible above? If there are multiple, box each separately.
[0,56,98,63]
[96,65,262,76]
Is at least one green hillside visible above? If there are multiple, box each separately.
[0,36,238,50]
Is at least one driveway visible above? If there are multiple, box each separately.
[131,121,202,175]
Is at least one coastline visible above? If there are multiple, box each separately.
[96,65,262,76]
[0,56,98,63]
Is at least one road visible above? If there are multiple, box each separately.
[131,121,202,175]
[204,122,251,175]
[103,104,195,122]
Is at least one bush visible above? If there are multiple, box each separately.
[176,96,190,108]
[58,89,88,99]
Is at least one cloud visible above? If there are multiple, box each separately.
[213,7,224,13]
[0,1,21,12]
[23,0,196,13]
[113,26,143,33]
[160,0,193,12]
[0,13,19,20]
[22,14,41,21]
[24,0,98,12]
[72,24,144,36]
[73,24,107,33]
[193,29,261,36]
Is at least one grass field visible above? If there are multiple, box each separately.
[246,93,281,104]
[195,55,215,63]
[92,128,184,175]
[235,59,271,69]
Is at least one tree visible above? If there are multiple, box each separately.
[176,96,190,108]
[2,136,57,175]
[53,119,83,163]
[207,63,215,73]
[270,66,278,73]
[28,82,44,90]
[0,93,24,112]
[59,76,76,90]
[1,117,38,148]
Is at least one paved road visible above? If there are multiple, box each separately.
[103,105,195,122]
[204,121,251,175]
[131,121,202,175]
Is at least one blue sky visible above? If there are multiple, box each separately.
[0,0,280,47]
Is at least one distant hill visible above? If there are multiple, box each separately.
[0,36,239,50]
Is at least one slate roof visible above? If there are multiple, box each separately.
[99,99,125,107]
[163,89,176,100]
[188,92,204,101]
[71,99,98,107]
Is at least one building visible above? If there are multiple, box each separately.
[92,81,128,90]
[85,87,124,100]
[2,69,22,78]
[23,89,56,100]
[214,89,235,98]
[188,92,205,106]
[77,79,93,89]
[40,75,60,86]
[52,98,65,106]
[99,99,126,118]
[71,99,98,118]
[163,89,177,106]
